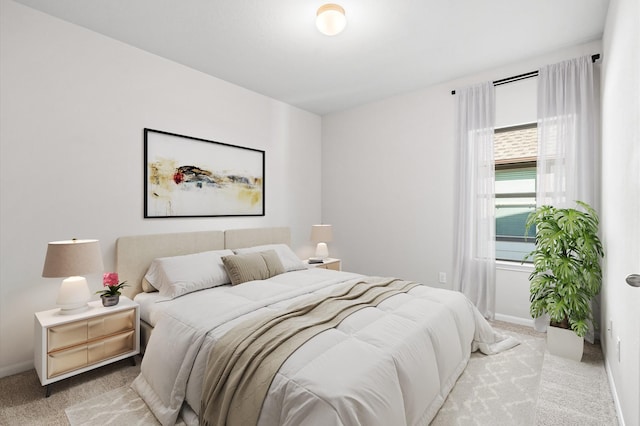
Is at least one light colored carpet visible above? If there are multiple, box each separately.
[0,322,618,425]
[0,357,140,426]
[534,342,618,425]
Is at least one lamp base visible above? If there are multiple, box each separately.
[315,242,329,259]
[56,276,91,315]
[58,304,90,315]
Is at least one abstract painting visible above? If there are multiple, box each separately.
[144,128,265,217]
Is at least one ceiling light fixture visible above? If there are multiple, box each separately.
[316,4,346,36]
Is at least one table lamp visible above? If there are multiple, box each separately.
[42,239,104,314]
[311,224,333,259]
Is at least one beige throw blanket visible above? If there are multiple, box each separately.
[200,277,419,426]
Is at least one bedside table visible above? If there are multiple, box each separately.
[34,296,140,397]
[305,258,341,271]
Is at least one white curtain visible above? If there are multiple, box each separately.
[537,55,599,209]
[536,55,600,341]
[453,82,496,319]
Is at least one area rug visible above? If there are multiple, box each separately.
[65,385,174,426]
[67,323,543,425]
[430,323,546,425]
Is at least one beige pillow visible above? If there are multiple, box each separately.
[142,277,157,293]
[222,250,285,285]
[232,244,306,272]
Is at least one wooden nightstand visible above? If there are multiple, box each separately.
[34,296,140,397]
[305,258,341,271]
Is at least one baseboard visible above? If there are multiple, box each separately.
[604,357,626,426]
[0,359,34,379]
[494,313,534,328]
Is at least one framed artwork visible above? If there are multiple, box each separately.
[144,128,265,218]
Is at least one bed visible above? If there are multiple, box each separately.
[116,227,516,426]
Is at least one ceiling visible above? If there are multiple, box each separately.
[14,0,609,115]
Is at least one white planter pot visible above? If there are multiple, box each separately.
[546,326,584,361]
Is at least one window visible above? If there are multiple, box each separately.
[494,124,537,262]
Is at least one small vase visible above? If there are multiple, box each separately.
[101,294,119,307]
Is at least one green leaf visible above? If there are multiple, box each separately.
[527,201,604,338]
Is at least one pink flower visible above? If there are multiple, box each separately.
[103,272,120,287]
[98,272,128,297]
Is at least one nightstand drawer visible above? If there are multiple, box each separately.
[47,345,87,378]
[88,309,135,340]
[318,262,340,271]
[48,321,87,352]
[48,330,135,378]
[48,309,135,352]
[88,330,135,363]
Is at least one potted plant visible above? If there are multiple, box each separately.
[525,201,604,361]
[96,272,128,307]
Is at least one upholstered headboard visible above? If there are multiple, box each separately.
[116,227,291,298]
[224,227,290,250]
[116,230,225,298]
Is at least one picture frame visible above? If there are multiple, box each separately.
[144,128,265,218]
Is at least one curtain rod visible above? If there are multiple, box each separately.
[450,53,600,95]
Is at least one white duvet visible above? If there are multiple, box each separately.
[132,269,517,426]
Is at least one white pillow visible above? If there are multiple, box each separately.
[233,244,306,272]
[144,249,234,299]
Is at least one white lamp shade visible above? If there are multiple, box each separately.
[311,224,333,243]
[316,4,346,36]
[42,239,104,314]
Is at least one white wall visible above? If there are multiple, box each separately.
[0,0,322,376]
[600,0,640,424]
[322,41,601,324]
